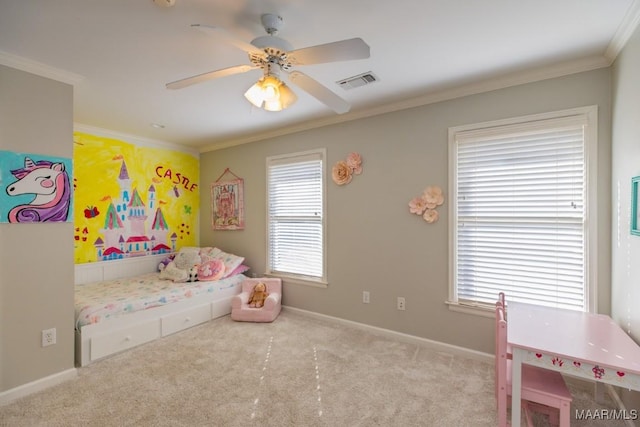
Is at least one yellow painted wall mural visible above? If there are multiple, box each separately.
[73,132,199,264]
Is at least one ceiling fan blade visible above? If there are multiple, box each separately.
[287,38,370,66]
[288,71,350,114]
[166,65,258,90]
[191,24,266,57]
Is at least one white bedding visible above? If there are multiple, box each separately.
[75,273,246,329]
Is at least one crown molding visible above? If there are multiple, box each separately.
[74,123,200,157]
[605,0,640,62]
[0,50,84,86]
[199,54,611,153]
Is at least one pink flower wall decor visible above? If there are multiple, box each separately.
[423,186,444,209]
[346,152,363,175]
[422,208,439,223]
[408,185,445,224]
[332,152,363,185]
[332,161,352,185]
[409,196,428,214]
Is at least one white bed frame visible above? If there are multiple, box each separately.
[74,254,242,367]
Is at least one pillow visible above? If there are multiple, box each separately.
[227,264,250,277]
[199,246,222,263]
[214,250,245,278]
[174,250,201,271]
[197,259,226,281]
[178,246,201,253]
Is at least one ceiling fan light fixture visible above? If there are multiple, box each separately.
[244,74,297,112]
[169,14,367,114]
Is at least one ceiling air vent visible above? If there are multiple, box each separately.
[336,71,379,90]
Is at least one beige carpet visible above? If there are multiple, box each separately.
[0,310,628,427]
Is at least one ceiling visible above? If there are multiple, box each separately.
[0,0,637,152]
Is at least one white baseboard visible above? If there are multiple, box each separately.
[0,368,77,406]
[282,305,494,364]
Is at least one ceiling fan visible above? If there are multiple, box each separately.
[166,14,370,113]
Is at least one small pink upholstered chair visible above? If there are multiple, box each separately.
[231,278,282,322]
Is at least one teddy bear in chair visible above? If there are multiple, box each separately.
[231,278,282,322]
[248,282,269,308]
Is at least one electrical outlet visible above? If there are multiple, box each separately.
[363,291,370,304]
[42,328,56,347]
[397,297,406,311]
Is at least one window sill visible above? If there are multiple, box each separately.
[264,273,328,289]
[445,300,495,318]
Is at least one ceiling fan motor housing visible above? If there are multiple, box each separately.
[249,14,295,71]
[261,14,284,35]
[250,35,293,70]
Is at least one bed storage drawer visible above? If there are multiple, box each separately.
[161,304,212,337]
[91,320,160,361]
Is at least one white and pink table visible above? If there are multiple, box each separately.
[508,301,640,427]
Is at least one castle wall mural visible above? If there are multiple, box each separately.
[73,132,199,264]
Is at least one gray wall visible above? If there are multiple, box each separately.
[0,65,75,392]
[0,58,618,395]
[200,68,612,354]
[611,22,640,411]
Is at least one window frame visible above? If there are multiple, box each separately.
[265,148,328,287]
[447,106,598,316]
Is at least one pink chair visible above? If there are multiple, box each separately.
[496,292,512,358]
[497,291,506,311]
[496,301,572,427]
[231,278,282,322]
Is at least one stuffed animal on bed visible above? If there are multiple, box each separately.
[188,266,199,282]
[248,282,269,308]
[159,249,202,282]
[159,261,189,282]
[158,254,175,272]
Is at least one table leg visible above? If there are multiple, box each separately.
[594,382,606,404]
[511,349,523,427]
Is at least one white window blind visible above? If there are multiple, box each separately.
[267,150,325,281]
[451,114,591,311]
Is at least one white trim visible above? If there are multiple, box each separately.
[282,306,493,364]
[605,0,640,62]
[74,123,200,157]
[199,55,609,153]
[0,50,84,86]
[265,148,327,284]
[263,273,328,289]
[447,105,597,134]
[447,106,598,313]
[0,368,77,406]
[584,106,599,313]
[445,301,496,319]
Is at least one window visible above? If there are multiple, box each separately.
[266,149,326,284]
[448,107,597,313]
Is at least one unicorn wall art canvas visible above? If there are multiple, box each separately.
[0,151,73,223]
